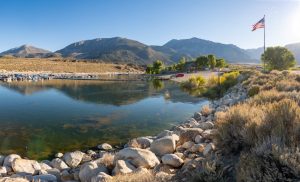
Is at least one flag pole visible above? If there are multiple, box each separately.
[263,15,266,72]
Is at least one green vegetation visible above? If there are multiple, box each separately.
[262,46,296,71]
[146,60,165,74]
[146,55,227,74]
[208,54,217,69]
[181,71,240,98]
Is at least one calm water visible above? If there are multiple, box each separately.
[0,80,208,159]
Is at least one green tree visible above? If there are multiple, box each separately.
[208,54,217,69]
[146,65,153,74]
[176,57,186,71]
[262,46,296,71]
[216,58,226,68]
[152,60,165,74]
[195,56,209,70]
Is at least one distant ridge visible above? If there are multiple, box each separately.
[56,37,174,65]
[162,37,252,62]
[1,37,299,65]
[0,44,59,58]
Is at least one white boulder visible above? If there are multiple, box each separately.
[115,147,160,168]
[150,136,176,156]
[91,172,112,182]
[112,160,136,175]
[63,151,84,168]
[12,159,41,175]
[161,154,184,168]
[50,158,69,171]
[98,143,112,150]
[79,161,108,182]
[3,154,21,167]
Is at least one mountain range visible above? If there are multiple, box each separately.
[1,37,299,65]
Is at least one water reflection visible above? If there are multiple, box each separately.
[0,80,208,159]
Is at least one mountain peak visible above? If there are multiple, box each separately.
[0,44,52,58]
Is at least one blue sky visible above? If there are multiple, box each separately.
[0,0,299,52]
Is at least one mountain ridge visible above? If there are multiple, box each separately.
[1,38,299,65]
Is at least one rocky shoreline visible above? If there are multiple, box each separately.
[0,76,248,182]
[0,72,145,82]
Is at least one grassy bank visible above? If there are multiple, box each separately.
[193,70,300,181]
[0,57,143,73]
[181,71,240,98]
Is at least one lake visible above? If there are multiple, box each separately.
[0,79,208,159]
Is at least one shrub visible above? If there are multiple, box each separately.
[248,85,260,97]
[182,75,206,89]
[215,98,300,154]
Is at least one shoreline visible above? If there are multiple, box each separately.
[0,74,248,181]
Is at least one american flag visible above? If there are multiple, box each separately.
[252,17,265,31]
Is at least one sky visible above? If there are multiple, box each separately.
[0,0,300,52]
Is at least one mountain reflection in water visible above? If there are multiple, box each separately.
[0,80,208,159]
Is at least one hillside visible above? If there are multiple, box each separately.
[163,37,252,62]
[0,44,58,58]
[2,38,299,65]
[56,37,173,65]
[286,42,300,63]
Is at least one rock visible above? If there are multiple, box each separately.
[32,174,57,182]
[3,154,21,167]
[91,172,112,182]
[150,136,176,156]
[87,150,96,156]
[194,135,203,144]
[39,162,52,171]
[197,122,214,130]
[136,137,153,149]
[194,112,202,120]
[157,130,174,138]
[177,128,203,145]
[63,151,84,168]
[195,144,205,153]
[161,154,184,168]
[50,158,69,171]
[0,177,29,182]
[79,161,108,182]
[41,168,60,179]
[202,129,217,140]
[182,141,194,149]
[55,153,63,158]
[155,171,174,181]
[174,152,184,159]
[12,159,41,175]
[98,143,112,150]
[112,160,136,175]
[115,148,160,168]
[0,155,5,166]
[203,143,215,156]
[0,166,7,176]
[61,170,73,181]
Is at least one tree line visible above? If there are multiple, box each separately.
[146,54,228,74]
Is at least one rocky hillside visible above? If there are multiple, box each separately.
[0,45,58,58]
[163,37,252,63]
[56,37,174,65]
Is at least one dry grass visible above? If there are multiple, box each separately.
[212,70,300,181]
[109,169,171,182]
[0,57,142,73]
